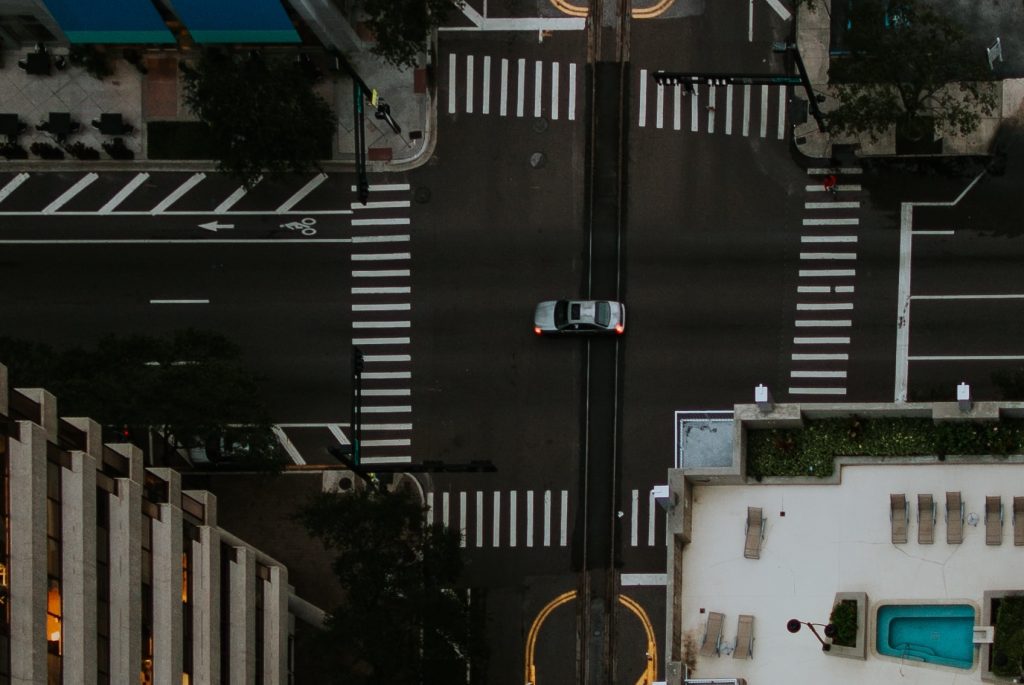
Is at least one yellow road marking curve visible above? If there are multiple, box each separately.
[547,0,676,19]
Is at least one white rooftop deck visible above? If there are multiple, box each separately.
[679,463,1023,685]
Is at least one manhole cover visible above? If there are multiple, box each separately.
[532,117,549,133]
[414,186,432,203]
[530,152,546,168]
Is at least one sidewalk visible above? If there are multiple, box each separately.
[793,0,1024,160]
[0,38,433,172]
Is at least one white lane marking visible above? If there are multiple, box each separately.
[0,173,29,205]
[631,489,639,546]
[742,84,751,136]
[352,286,411,294]
[352,269,411,277]
[801,235,857,243]
[800,252,857,260]
[360,456,411,465]
[808,167,863,175]
[352,337,411,345]
[465,55,474,113]
[448,54,457,113]
[655,81,664,129]
[805,201,860,209]
[482,55,491,114]
[803,218,860,226]
[794,336,851,344]
[348,183,411,192]
[493,492,501,547]
[360,389,410,397]
[351,200,410,210]
[361,405,412,414]
[362,355,410,363]
[759,85,768,138]
[777,85,787,139]
[560,490,568,546]
[459,491,467,547]
[911,293,1024,300]
[150,299,209,304]
[798,285,832,293]
[895,202,913,402]
[568,63,577,120]
[0,239,344,244]
[543,490,551,546]
[362,371,411,379]
[765,0,792,19]
[800,269,856,277]
[534,60,543,118]
[690,83,699,132]
[836,285,855,293]
[328,424,349,447]
[647,488,656,546]
[353,235,409,243]
[913,230,955,236]
[789,387,847,395]
[151,173,206,214]
[215,180,258,214]
[639,68,648,127]
[791,370,847,378]
[551,62,560,120]
[277,173,327,213]
[797,302,853,310]
[795,319,852,327]
[362,422,412,430]
[516,58,526,117]
[500,58,509,116]
[360,438,411,447]
[351,252,411,261]
[271,425,305,465]
[673,83,681,130]
[426,492,434,525]
[621,574,667,586]
[526,490,534,547]
[911,355,1024,361]
[43,172,99,214]
[510,491,517,547]
[806,184,861,192]
[352,321,410,329]
[352,303,411,311]
[748,0,754,41]
[792,353,849,360]
[707,85,716,133]
[99,172,149,214]
[725,84,734,135]
[442,492,450,527]
[476,491,484,547]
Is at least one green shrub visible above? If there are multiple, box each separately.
[992,596,1024,678]
[829,600,857,648]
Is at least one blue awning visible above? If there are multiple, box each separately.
[169,0,300,44]
[40,0,175,44]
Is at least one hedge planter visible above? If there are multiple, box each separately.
[827,592,867,660]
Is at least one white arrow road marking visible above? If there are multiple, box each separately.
[198,221,235,231]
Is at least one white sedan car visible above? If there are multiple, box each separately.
[533,300,625,335]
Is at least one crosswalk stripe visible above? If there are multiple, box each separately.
[460,492,467,546]
[801,252,856,260]
[493,491,501,547]
[363,371,411,379]
[476,491,484,547]
[690,83,699,132]
[551,62,560,120]
[568,63,578,120]
[777,85,787,139]
[361,438,411,447]
[759,85,769,138]
[805,201,860,209]
[795,319,852,327]
[543,490,552,546]
[800,269,856,277]
[517,58,526,117]
[482,55,491,114]
[631,489,639,546]
[443,492,450,527]
[427,492,434,525]
[465,55,474,114]
[639,68,648,127]
[359,389,410,396]
[352,303,410,311]
[448,54,457,114]
[362,354,411,363]
[792,353,849,361]
[362,423,412,430]
[351,218,410,226]
[802,235,857,243]
[500,58,509,116]
[526,490,534,547]
[351,252,410,261]
[797,302,853,311]
[673,83,681,130]
[351,336,410,345]
[655,81,664,129]
[352,269,410,277]
[510,491,518,547]
[791,370,847,378]
[707,85,716,133]
[534,60,543,118]
[742,84,751,136]
[794,336,851,344]
[561,490,569,546]
[725,84,734,135]
[44,173,99,214]
[808,167,863,175]
[648,488,657,546]
[789,387,847,395]
[100,172,150,214]
[352,286,411,294]
[352,321,410,329]
[353,200,410,210]
[359,456,411,465]
[362,405,412,413]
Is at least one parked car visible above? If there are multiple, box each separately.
[533,299,625,335]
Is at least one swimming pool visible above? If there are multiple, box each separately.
[875,604,975,669]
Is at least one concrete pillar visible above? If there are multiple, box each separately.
[229,547,256,685]
[184,491,220,685]
[151,468,183,685]
[9,421,48,685]
[61,448,98,685]
[264,565,289,685]
[108,444,144,685]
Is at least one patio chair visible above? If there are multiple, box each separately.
[890,494,908,544]
[733,614,755,659]
[744,507,765,559]
[986,496,1003,546]
[1014,497,1024,546]
[699,612,724,657]
[946,491,964,544]
[918,494,936,544]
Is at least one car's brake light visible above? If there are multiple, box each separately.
[614,324,624,334]
[534,326,543,335]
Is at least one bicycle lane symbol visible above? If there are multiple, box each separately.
[279,217,317,236]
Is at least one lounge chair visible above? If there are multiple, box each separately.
[744,507,765,559]
[699,612,724,657]
[890,494,908,544]
[918,494,936,544]
[946,491,964,544]
[986,496,1003,546]
[1014,497,1024,546]
[733,614,755,659]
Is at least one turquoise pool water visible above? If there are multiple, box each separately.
[876,604,975,669]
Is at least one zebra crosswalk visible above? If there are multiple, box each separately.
[444,53,580,121]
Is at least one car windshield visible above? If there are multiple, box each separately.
[554,301,569,326]
[595,302,610,326]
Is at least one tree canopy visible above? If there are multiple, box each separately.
[362,0,461,69]
[296,486,485,684]
[826,0,996,141]
[0,330,284,471]
[181,50,335,188]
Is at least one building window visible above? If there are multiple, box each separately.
[141,515,154,684]
[45,461,62,685]
[96,490,110,685]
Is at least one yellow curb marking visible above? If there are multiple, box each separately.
[548,0,677,19]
